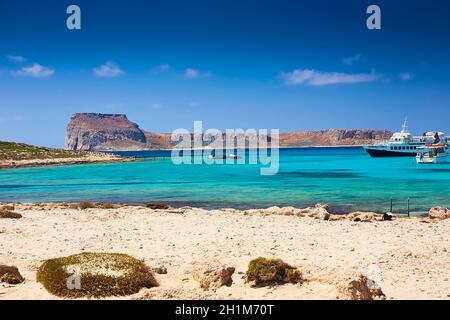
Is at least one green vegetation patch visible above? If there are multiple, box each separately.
[69,202,119,210]
[0,208,22,219]
[145,202,170,209]
[36,252,158,298]
[0,141,86,161]
[246,257,302,286]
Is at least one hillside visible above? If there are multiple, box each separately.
[64,113,392,151]
[0,141,129,169]
[0,141,86,161]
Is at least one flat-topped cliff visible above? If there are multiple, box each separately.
[64,113,148,151]
[64,113,392,151]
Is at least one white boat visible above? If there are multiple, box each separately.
[363,118,448,157]
[416,144,449,164]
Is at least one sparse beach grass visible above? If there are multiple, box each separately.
[246,257,302,286]
[0,205,22,219]
[36,252,158,298]
[145,202,170,209]
[0,141,132,169]
[69,202,120,210]
[0,141,85,161]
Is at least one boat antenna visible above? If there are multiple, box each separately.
[401,117,408,133]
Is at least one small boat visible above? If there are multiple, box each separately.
[207,153,241,160]
[416,144,449,164]
[226,153,241,159]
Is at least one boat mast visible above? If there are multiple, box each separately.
[401,117,408,133]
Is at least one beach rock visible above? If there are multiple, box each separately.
[338,274,368,300]
[192,261,235,290]
[428,207,450,220]
[0,265,24,284]
[348,212,379,222]
[263,206,281,215]
[383,212,393,221]
[336,273,386,300]
[297,203,330,219]
[152,265,168,274]
[316,210,330,221]
[276,206,298,216]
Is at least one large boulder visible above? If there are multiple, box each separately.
[428,207,450,220]
[192,261,235,291]
[0,265,24,284]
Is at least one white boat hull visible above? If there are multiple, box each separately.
[416,155,447,164]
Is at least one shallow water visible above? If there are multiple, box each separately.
[1,147,449,214]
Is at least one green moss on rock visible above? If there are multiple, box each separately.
[0,209,22,219]
[69,202,118,210]
[145,202,170,209]
[36,252,158,298]
[78,202,96,210]
[246,257,302,286]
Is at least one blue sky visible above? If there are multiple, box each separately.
[0,0,449,147]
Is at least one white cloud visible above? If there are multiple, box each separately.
[280,69,380,86]
[93,61,124,78]
[399,72,413,81]
[14,63,55,78]
[184,68,211,79]
[152,64,172,73]
[342,54,364,66]
[7,55,26,63]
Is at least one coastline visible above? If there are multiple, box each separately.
[1,202,448,300]
[0,152,135,169]
[0,145,364,169]
[103,145,365,152]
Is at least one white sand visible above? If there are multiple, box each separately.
[0,153,132,169]
[0,203,449,300]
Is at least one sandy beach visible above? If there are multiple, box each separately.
[0,203,449,300]
[0,153,133,169]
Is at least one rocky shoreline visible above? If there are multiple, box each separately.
[1,202,449,300]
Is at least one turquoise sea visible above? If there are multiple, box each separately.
[1,147,449,214]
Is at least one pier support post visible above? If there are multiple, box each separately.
[407,198,410,217]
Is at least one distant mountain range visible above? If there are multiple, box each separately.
[64,113,392,151]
